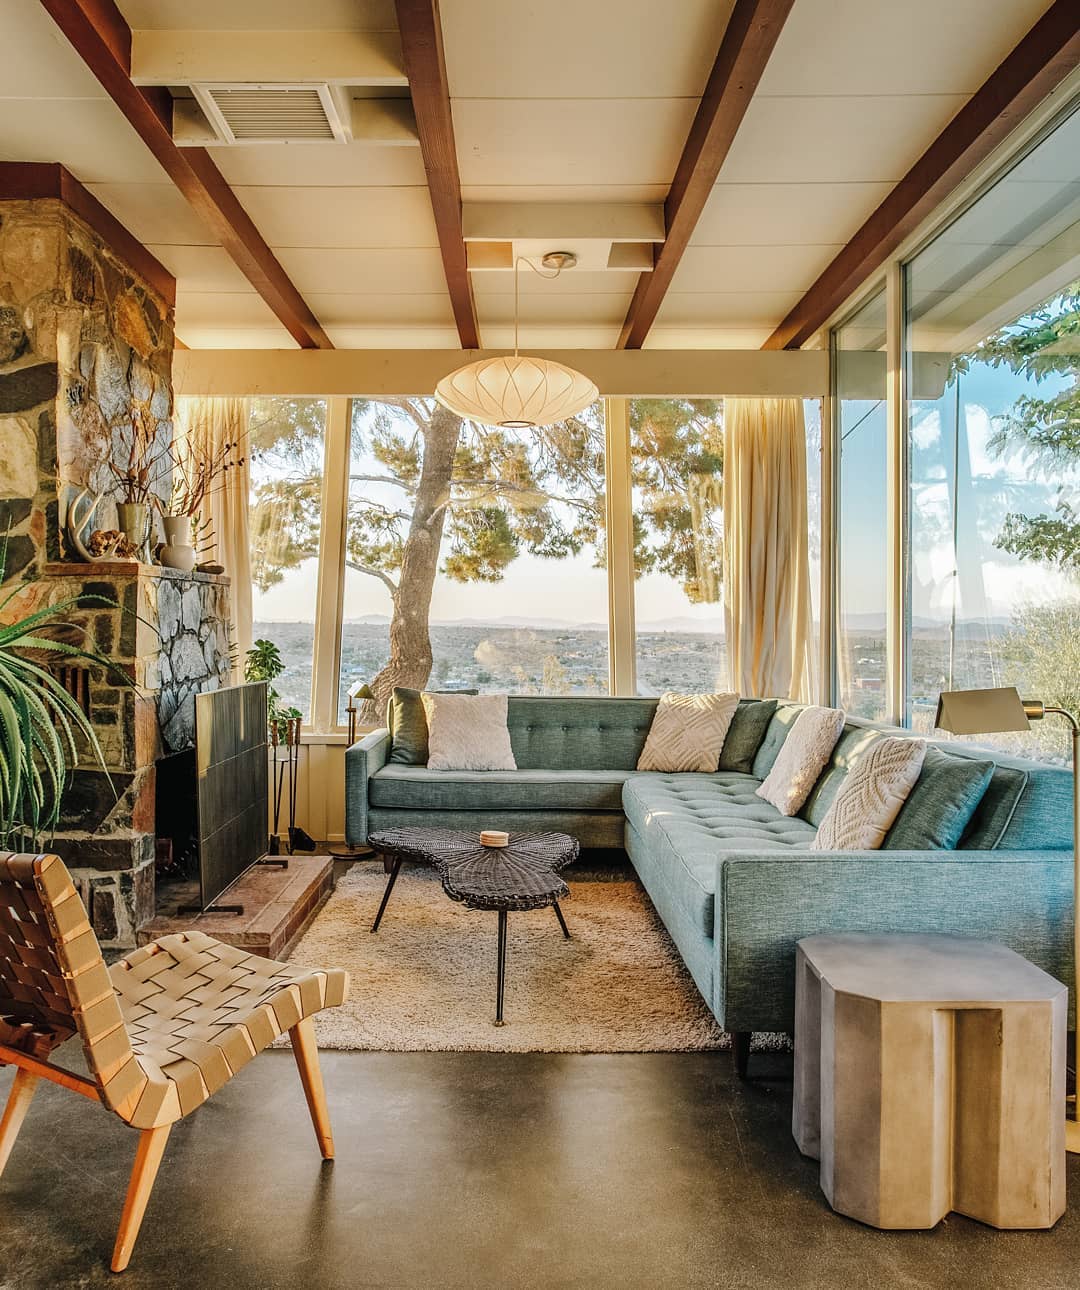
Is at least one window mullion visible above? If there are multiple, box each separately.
[604,396,636,696]
[310,396,350,734]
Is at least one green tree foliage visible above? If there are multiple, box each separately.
[246,395,724,709]
[972,280,1080,572]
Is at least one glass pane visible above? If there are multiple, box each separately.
[904,104,1080,762]
[834,290,889,719]
[247,397,328,722]
[338,398,608,724]
[629,399,726,694]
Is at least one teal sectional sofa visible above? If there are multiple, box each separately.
[346,695,1075,1070]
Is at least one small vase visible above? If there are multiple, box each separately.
[159,514,196,573]
[117,502,150,562]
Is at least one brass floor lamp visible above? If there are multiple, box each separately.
[935,686,1080,1153]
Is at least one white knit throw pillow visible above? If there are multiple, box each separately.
[812,737,927,851]
[422,692,517,771]
[756,706,845,816]
[637,691,739,773]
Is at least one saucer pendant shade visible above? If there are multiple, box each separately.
[434,355,599,429]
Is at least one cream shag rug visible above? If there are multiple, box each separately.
[285,864,736,1053]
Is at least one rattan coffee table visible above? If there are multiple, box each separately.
[367,827,579,1025]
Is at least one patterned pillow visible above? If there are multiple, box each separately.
[422,692,517,771]
[636,691,739,773]
[756,706,845,816]
[812,736,927,850]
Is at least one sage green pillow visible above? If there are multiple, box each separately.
[882,746,994,850]
[719,698,778,774]
[388,687,477,765]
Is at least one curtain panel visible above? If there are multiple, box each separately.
[723,397,814,702]
[175,397,252,677]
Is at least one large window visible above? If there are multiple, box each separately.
[903,104,1080,762]
[833,290,889,719]
[247,398,328,720]
[630,399,726,695]
[337,398,609,723]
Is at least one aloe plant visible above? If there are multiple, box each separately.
[0,541,124,848]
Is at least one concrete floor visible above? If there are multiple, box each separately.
[1,1050,1078,1289]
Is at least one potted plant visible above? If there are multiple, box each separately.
[0,542,125,848]
[161,431,246,573]
[108,405,174,562]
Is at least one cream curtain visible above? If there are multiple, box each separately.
[175,397,252,676]
[723,397,814,702]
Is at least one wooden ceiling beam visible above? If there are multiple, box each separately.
[763,0,1080,351]
[394,0,480,350]
[39,0,333,350]
[617,0,796,350]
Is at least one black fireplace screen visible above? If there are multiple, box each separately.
[195,681,268,907]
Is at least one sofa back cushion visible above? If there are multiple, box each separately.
[508,696,658,769]
[388,687,478,764]
[883,746,994,849]
[719,699,777,773]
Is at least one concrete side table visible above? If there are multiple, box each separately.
[793,933,1066,1230]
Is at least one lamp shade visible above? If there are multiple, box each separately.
[434,355,598,429]
[934,686,1033,736]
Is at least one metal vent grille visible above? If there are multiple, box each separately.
[191,84,346,144]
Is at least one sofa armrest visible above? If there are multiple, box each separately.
[345,728,391,845]
[713,848,1074,1034]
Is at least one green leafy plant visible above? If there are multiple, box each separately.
[0,540,125,848]
[244,638,302,737]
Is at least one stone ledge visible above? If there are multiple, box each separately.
[43,560,231,585]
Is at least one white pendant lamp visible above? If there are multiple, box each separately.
[435,253,598,429]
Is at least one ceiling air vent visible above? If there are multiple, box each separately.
[191,84,348,145]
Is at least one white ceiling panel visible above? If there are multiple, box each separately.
[0,1,107,99]
[326,325,462,348]
[118,1,397,32]
[695,182,894,246]
[275,247,448,295]
[0,99,168,185]
[669,245,842,294]
[177,325,297,348]
[720,95,969,185]
[308,293,455,326]
[85,183,216,246]
[477,293,633,325]
[480,324,624,349]
[655,291,803,326]
[472,270,641,296]
[144,244,252,292]
[175,291,286,328]
[441,0,732,99]
[757,0,1054,97]
[208,143,427,189]
[454,99,697,187]
[232,186,439,248]
[645,326,775,350]
[462,185,671,204]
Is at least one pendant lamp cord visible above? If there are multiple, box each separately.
[513,256,561,358]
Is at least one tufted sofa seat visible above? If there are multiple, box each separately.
[345,695,1074,1040]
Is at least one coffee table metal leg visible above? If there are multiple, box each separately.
[494,909,508,1026]
[370,856,402,933]
[552,901,570,940]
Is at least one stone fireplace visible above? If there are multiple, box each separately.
[0,171,235,947]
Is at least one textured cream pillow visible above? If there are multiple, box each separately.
[756,706,845,816]
[637,691,740,773]
[422,692,517,771]
[812,736,927,850]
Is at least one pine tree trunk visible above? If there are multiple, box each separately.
[369,403,461,718]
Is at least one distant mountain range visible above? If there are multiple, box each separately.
[337,613,725,634]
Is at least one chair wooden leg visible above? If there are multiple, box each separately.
[112,1124,172,1273]
[290,1016,334,1160]
[0,1068,39,1178]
